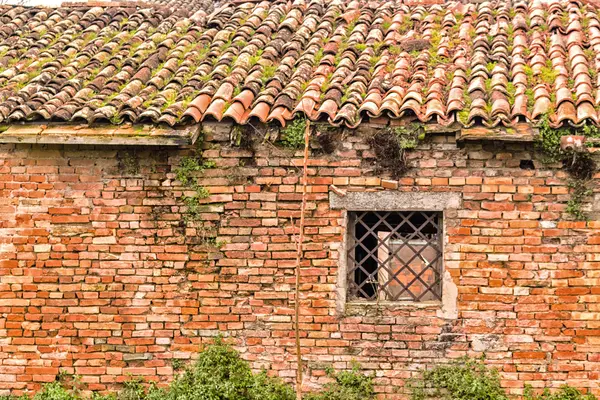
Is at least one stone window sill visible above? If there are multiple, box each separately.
[346,301,441,308]
[343,301,442,316]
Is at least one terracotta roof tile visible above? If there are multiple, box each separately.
[1,0,600,129]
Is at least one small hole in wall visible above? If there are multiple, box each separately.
[520,160,535,170]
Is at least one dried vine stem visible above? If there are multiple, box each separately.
[294,120,310,400]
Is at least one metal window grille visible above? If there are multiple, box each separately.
[347,211,443,302]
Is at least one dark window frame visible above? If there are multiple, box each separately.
[346,211,444,302]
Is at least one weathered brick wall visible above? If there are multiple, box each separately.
[1,122,599,399]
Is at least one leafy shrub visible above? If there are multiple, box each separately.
[20,351,599,400]
[304,364,375,400]
[117,378,162,400]
[33,382,78,400]
[163,337,294,400]
[410,357,508,400]
[524,385,598,400]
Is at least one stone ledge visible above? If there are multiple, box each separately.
[458,123,539,142]
[0,124,201,146]
[344,301,441,315]
[330,190,462,211]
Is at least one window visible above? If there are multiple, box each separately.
[347,211,443,302]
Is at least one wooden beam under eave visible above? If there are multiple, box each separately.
[0,124,202,146]
[458,123,539,142]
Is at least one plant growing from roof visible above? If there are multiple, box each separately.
[398,15,412,34]
[261,64,277,85]
[345,18,358,36]
[281,117,307,149]
[389,45,401,55]
[109,112,123,125]
[369,124,425,178]
[458,87,472,125]
[249,50,264,67]
[540,60,558,85]
[314,48,324,64]
[537,115,598,220]
[381,20,392,32]
[506,82,516,106]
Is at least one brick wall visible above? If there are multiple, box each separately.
[1,122,599,399]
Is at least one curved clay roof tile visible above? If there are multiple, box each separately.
[0,0,597,129]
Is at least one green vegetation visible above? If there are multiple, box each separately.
[524,385,597,400]
[261,64,277,85]
[175,157,215,186]
[369,124,425,178]
[541,59,559,85]
[0,339,375,400]
[537,115,598,220]
[280,117,307,149]
[174,156,216,222]
[248,50,263,67]
[160,338,295,400]
[394,124,425,150]
[538,115,564,160]
[314,48,324,64]
[410,357,509,400]
[304,363,374,400]
[566,178,594,221]
[118,149,139,175]
[1,352,597,400]
[398,15,412,34]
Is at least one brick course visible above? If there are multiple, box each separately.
[1,122,599,398]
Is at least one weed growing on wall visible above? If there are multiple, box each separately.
[537,116,597,220]
[538,115,565,162]
[566,179,593,220]
[175,157,216,187]
[281,117,307,149]
[174,156,215,222]
[117,149,140,175]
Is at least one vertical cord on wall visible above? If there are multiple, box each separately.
[295,120,310,400]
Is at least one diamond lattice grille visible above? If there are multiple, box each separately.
[347,211,443,302]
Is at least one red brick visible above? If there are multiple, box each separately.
[0,133,598,398]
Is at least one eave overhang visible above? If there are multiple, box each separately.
[0,124,201,146]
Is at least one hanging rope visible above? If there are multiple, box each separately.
[294,120,310,400]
